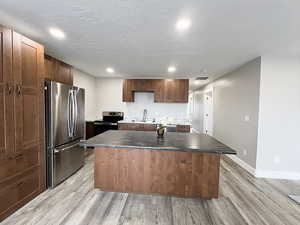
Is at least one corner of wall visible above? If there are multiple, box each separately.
[255,55,263,174]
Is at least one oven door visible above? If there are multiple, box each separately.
[48,140,84,188]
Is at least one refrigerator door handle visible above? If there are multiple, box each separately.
[73,90,78,136]
[68,90,73,137]
[71,90,76,137]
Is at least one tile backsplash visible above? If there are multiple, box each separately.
[125,92,189,123]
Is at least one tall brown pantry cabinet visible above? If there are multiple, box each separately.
[0,25,45,221]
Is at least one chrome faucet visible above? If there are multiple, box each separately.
[142,109,148,122]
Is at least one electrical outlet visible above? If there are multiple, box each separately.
[243,149,247,156]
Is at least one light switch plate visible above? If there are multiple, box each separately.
[244,115,250,122]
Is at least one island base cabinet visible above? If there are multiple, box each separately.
[94,147,220,198]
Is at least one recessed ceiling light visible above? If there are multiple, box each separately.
[106,67,114,73]
[168,66,176,73]
[176,18,191,31]
[49,28,65,39]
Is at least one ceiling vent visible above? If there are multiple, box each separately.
[196,76,209,80]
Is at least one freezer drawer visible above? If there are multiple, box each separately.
[48,141,84,188]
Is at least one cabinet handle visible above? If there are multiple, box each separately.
[17,181,24,186]
[15,153,24,159]
[7,84,12,95]
[16,85,21,95]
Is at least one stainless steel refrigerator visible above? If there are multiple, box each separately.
[45,80,85,188]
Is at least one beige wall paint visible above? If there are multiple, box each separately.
[73,69,97,121]
[257,54,300,176]
[192,58,261,168]
[95,78,126,119]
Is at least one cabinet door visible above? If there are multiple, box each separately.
[12,32,45,180]
[154,79,189,103]
[164,79,177,102]
[175,79,189,103]
[44,54,55,80]
[54,61,73,85]
[0,26,14,158]
[133,79,154,92]
[154,80,165,102]
[44,55,73,85]
[122,80,134,102]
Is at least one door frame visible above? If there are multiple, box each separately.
[203,88,213,136]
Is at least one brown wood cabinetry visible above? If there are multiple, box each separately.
[122,79,135,102]
[118,123,156,131]
[176,125,191,133]
[86,121,95,139]
[119,123,190,132]
[44,55,55,81]
[132,79,155,92]
[95,147,220,198]
[122,79,189,103]
[0,26,14,159]
[154,79,189,103]
[44,54,73,85]
[0,25,45,221]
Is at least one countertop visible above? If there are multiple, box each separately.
[82,130,236,154]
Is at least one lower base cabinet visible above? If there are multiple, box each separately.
[0,167,42,220]
[86,121,95,139]
[176,125,191,133]
[0,149,39,181]
[118,123,191,132]
[118,123,156,131]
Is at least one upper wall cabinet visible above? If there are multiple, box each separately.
[122,79,135,102]
[122,79,189,103]
[155,79,189,103]
[44,54,73,85]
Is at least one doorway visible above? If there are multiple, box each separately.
[203,91,213,136]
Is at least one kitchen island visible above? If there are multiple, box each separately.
[82,130,236,199]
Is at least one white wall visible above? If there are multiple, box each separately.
[191,58,261,169]
[95,78,188,121]
[73,69,97,121]
[95,78,126,119]
[126,92,188,122]
[256,54,300,178]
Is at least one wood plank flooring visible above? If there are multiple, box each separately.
[1,152,300,225]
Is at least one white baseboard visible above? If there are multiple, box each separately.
[192,127,300,180]
[226,155,300,180]
[255,170,300,180]
[226,155,256,176]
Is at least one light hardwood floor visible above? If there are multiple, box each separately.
[1,152,300,225]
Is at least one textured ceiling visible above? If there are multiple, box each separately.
[0,0,300,89]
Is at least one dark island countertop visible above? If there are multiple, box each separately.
[81,130,236,155]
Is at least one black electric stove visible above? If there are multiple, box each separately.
[94,111,124,134]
